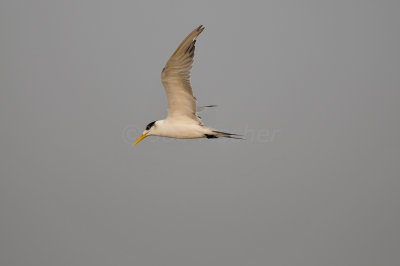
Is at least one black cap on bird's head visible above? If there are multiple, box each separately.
[145,121,156,130]
[132,120,157,147]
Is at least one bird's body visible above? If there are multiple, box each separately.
[147,120,212,139]
[133,25,240,147]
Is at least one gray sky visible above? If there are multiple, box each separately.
[1,1,400,266]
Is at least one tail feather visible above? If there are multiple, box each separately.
[212,130,243,139]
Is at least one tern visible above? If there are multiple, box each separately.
[133,25,241,147]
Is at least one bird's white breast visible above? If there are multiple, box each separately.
[151,120,211,139]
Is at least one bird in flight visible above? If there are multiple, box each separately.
[133,25,241,147]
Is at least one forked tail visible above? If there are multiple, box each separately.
[211,130,243,139]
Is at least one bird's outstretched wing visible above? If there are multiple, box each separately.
[161,25,204,123]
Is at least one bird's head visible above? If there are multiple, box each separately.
[132,120,157,147]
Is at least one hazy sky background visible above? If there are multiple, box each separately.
[1,1,399,266]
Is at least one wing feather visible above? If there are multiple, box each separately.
[161,25,204,123]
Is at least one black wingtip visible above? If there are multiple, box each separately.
[197,25,205,32]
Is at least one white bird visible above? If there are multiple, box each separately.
[133,25,241,147]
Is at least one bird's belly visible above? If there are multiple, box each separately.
[160,123,208,139]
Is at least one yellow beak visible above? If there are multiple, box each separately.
[132,133,148,147]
